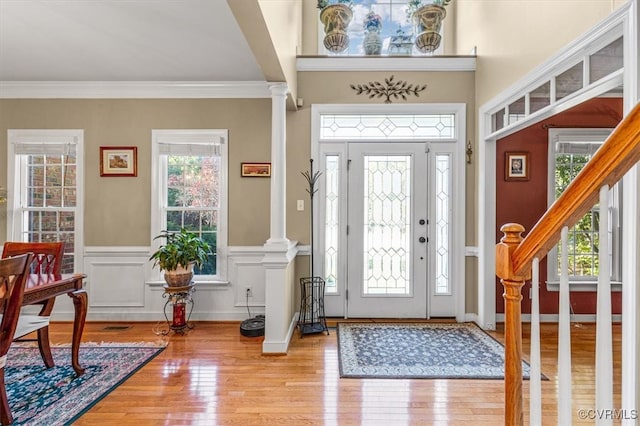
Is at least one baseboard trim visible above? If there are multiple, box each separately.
[262,312,299,354]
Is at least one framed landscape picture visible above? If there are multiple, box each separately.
[100,146,138,177]
[241,162,271,177]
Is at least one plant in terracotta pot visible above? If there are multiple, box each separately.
[150,228,212,287]
[407,0,452,53]
[317,0,354,53]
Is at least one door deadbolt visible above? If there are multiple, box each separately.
[419,236,426,243]
[419,219,426,225]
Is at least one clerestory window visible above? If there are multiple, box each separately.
[318,0,445,56]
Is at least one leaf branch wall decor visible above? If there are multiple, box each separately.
[350,75,427,103]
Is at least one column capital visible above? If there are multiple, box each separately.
[268,82,289,97]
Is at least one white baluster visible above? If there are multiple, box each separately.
[558,226,572,425]
[530,257,542,425]
[596,185,613,426]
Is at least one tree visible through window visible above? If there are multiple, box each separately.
[152,130,227,281]
[549,129,619,282]
[166,155,219,275]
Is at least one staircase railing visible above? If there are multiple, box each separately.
[495,102,640,425]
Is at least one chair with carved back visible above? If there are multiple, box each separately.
[0,253,33,425]
[1,242,65,370]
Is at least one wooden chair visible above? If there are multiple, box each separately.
[0,253,34,425]
[1,242,65,370]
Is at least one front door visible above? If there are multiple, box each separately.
[346,143,428,318]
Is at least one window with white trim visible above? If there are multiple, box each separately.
[318,0,445,56]
[7,129,84,273]
[151,130,228,282]
[547,128,621,284]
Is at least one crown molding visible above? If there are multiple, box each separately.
[297,56,476,72]
[0,81,273,99]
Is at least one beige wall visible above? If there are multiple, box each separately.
[259,0,302,92]
[456,0,628,108]
[295,70,476,241]
[0,98,275,246]
[294,70,478,311]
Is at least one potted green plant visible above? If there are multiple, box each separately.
[407,0,452,53]
[150,228,212,287]
[317,0,354,53]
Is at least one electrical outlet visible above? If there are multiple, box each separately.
[245,286,253,297]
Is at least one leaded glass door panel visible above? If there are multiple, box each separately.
[346,143,428,318]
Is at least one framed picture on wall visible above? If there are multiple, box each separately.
[505,151,529,181]
[241,162,271,177]
[100,146,138,177]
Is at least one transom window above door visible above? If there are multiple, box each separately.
[320,113,456,140]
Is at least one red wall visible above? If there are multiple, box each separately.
[495,97,623,315]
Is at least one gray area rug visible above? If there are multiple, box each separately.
[337,322,540,379]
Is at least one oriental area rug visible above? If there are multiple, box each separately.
[4,342,165,425]
[338,322,541,380]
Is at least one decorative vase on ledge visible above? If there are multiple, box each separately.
[363,29,382,55]
[362,10,382,55]
[412,4,446,53]
[319,3,353,53]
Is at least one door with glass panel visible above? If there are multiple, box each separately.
[346,143,428,318]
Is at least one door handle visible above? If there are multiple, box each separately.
[419,236,426,243]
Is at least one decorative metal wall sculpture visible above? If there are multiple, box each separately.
[350,75,427,103]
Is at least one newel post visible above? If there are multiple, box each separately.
[496,223,527,426]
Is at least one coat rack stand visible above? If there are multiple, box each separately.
[298,159,329,336]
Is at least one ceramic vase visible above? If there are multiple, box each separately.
[319,4,353,53]
[412,4,446,53]
[363,28,382,55]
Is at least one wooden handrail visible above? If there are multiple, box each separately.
[496,101,640,425]
[510,101,640,276]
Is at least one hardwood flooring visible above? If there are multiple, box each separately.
[42,320,621,425]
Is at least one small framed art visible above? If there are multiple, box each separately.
[100,146,138,177]
[241,162,271,177]
[505,151,529,181]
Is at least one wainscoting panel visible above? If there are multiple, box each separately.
[84,247,150,308]
[46,245,293,322]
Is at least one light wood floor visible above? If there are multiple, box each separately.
[43,320,620,425]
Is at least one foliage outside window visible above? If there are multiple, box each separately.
[549,129,620,282]
[152,130,228,281]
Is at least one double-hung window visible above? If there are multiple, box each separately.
[547,128,621,287]
[151,130,228,282]
[6,129,84,273]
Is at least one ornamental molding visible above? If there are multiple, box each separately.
[350,75,426,103]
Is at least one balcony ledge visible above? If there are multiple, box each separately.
[296,55,476,72]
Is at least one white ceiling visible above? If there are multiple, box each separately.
[0,0,265,82]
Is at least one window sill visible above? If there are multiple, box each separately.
[545,281,622,292]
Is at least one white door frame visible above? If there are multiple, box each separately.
[311,103,466,322]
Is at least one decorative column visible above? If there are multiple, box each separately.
[267,82,289,247]
[262,82,298,354]
[495,223,526,426]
